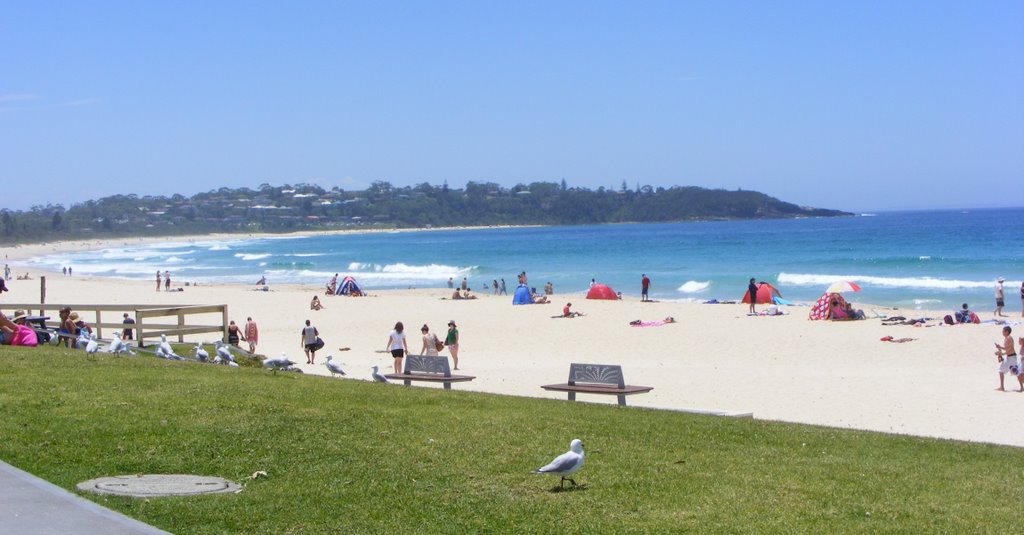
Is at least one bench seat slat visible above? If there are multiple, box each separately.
[541,383,653,395]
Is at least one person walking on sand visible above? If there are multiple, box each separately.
[499,278,507,295]
[420,324,440,356]
[445,320,460,370]
[493,279,500,295]
[244,317,259,354]
[164,270,171,291]
[301,319,319,364]
[748,278,758,314]
[386,322,408,374]
[156,270,162,291]
[994,277,1006,317]
[994,326,1022,392]
[641,274,651,302]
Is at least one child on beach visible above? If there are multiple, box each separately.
[994,326,1022,392]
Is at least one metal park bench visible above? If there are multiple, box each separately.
[541,363,653,406]
[385,355,476,390]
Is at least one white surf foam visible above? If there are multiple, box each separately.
[234,253,272,261]
[778,272,994,291]
[676,280,711,293]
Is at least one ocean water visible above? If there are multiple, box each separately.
[22,208,1024,310]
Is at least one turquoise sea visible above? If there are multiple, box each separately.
[23,208,1024,310]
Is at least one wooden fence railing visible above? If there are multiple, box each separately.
[3,303,228,347]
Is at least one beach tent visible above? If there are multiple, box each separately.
[337,276,362,296]
[808,292,849,320]
[742,282,783,304]
[512,284,533,305]
[586,283,618,300]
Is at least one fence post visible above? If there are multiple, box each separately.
[96,309,103,340]
[177,312,185,343]
[222,305,229,343]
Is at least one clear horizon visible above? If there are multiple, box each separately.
[2,1,1022,213]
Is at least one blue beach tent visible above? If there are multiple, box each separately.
[512,284,533,305]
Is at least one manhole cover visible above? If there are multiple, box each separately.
[76,474,242,497]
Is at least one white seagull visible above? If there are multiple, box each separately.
[107,332,125,353]
[214,340,236,364]
[158,334,183,360]
[192,343,209,362]
[324,355,346,377]
[263,353,296,372]
[371,365,389,383]
[531,439,585,488]
[85,333,99,354]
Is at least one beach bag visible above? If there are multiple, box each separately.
[434,334,444,352]
[11,325,38,347]
[943,315,954,325]
[313,337,325,351]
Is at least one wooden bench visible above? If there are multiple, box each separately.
[385,355,476,390]
[541,363,653,406]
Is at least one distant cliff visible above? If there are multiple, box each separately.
[0,181,850,243]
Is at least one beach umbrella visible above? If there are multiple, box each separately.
[826,280,861,294]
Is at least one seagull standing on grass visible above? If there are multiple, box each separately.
[85,333,99,354]
[531,439,585,488]
[371,365,389,383]
[158,334,183,360]
[263,353,296,372]
[325,355,346,377]
[215,340,236,364]
[192,343,209,362]
[107,332,125,354]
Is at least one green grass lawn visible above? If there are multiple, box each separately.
[1,346,1021,533]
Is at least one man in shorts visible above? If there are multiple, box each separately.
[641,274,651,302]
[301,319,320,364]
[994,326,1022,392]
[994,277,1006,317]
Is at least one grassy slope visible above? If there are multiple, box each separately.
[0,346,1020,534]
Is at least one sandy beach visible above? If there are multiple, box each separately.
[3,238,1022,448]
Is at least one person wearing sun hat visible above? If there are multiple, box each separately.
[445,320,460,370]
[994,277,1006,317]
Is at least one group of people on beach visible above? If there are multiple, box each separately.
[385,320,461,374]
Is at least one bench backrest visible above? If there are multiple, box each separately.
[568,363,625,388]
[404,355,452,377]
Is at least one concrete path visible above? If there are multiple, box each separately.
[0,460,170,534]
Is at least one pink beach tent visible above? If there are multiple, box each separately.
[586,283,618,300]
[808,292,849,320]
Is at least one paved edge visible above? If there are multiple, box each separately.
[0,460,172,535]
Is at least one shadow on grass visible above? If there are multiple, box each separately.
[549,483,588,493]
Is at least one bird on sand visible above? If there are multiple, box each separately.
[192,343,209,362]
[85,333,99,354]
[263,353,296,372]
[531,439,585,488]
[371,365,389,383]
[324,355,346,377]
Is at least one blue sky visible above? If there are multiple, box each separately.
[2,1,1022,212]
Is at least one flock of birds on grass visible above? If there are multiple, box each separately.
[65,332,586,488]
[65,332,405,381]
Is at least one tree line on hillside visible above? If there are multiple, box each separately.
[0,181,850,244]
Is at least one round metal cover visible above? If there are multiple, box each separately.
[76,474,241,497]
